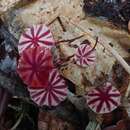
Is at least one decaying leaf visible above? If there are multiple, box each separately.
[1,0,130,96]
[112,58,130,96]
[38,111,76,130]
[102,106,128,129]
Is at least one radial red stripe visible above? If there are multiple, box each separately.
[86,82,121,114]
[18,24,55,53]
[74,44,96,67]
[28,69,68,107]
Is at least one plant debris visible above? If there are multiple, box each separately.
[0,0,130,130]
[83,0,130,30]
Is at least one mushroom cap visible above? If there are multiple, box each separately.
[17,46,53,88]
[86,82,121,114]
[28,69,68,106]
[18,24,55,53]
[74,44,96,67]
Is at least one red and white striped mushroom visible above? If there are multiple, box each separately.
[74,44,96,67]
[18,24,55,53]
[86,82,121,114]
[28,69,68,106]
[17,46,53,88]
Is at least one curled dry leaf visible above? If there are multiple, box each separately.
[38,111,76,130]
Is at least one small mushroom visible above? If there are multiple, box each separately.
[74,44,96,67]
[28,69,68,107]
[17,46,53,88]
[86,82,121,114]
[18,24,55,53]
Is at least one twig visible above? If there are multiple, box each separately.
[10,113,24,130]
[48,16,66,32]
[62,16,130,97]
[62,16,130,75]
[57,17,66,32]
[48,17,58,26]
[56,34,84,44]
[99,38,130,75]
[92,37,98,50]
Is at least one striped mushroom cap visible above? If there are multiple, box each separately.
[28,69,68,106]
[74,44,96,67]
[17,46,53,88]
[86,82,121,114]
[18,24,55,53]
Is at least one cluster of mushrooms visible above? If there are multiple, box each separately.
[17,24,121,114]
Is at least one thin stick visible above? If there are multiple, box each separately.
[48,16,66,32]
[62,16,130,75]
[62,16,130,97]
[56,34,84,44]
[10,113,23,130]
[57,17,66,32]
[99,38,130,74]
[92,37,98,50]
[48,17,57,26]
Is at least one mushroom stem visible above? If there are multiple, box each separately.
[99,38,130,75]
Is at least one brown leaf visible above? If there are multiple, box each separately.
[112,58,130,96]
[102,106,128,129]
[103,118,130,130]
[38,111,76,130]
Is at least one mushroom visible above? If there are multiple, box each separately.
[28,69,68,107]
[74,44,96,67]
[86,82,121,114]
[17,46,53,88]
[18,24,55,53]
